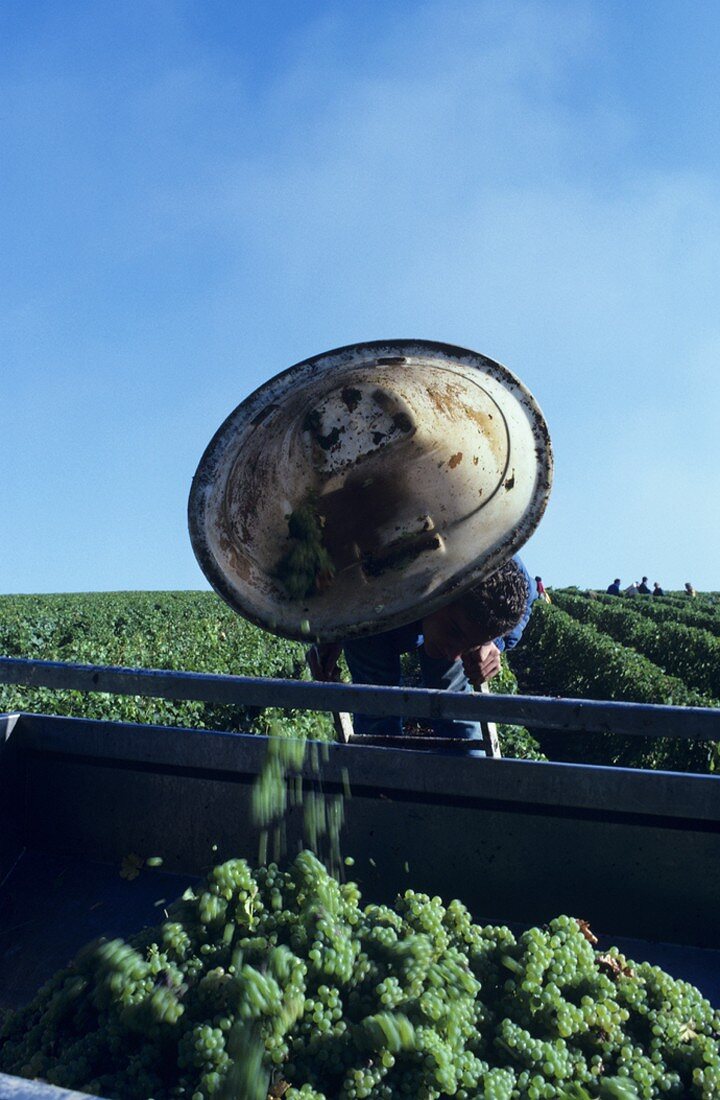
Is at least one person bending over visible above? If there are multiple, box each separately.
[309,557,535,747]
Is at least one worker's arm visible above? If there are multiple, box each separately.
[307,642,343,682]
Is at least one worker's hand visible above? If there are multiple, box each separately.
[307,642,343,682]
[461,642,502,688]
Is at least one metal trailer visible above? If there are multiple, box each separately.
[1,656,720,1099]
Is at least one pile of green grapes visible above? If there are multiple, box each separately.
[1,851,718,1100]
[275,496,335,600]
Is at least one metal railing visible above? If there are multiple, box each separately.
[0,656,718,743]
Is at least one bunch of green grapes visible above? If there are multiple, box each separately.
[275,497,335,600]
[1,853,719,1099]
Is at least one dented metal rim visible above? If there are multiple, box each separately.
[188,339,553,642]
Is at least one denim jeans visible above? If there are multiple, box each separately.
[342,623,484,751]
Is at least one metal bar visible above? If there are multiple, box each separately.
[479,681,501,757]
[348,733,490,751]
[332,711,354,744]
[1,657,719,741]
[11,712,720,831]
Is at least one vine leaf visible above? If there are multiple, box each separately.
[597,952,635,979]
[268,1077,290,1099]
[120,853,144,880]
[576,919,598,945]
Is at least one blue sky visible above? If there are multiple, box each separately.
[3,0,720,594]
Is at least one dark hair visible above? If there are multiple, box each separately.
[463,559,529,639]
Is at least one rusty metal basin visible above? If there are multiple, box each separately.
[188,340,552,641]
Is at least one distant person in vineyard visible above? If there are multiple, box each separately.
[637,577,651,595]
[606,578,621,595]
[624,581,640,597]
[535,576,551,603]
[653,581,664,596]
[685,582,697,598]
[308,556,536,746]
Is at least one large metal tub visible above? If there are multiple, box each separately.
[2,710,720,1011]
[1,656,720,1099]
